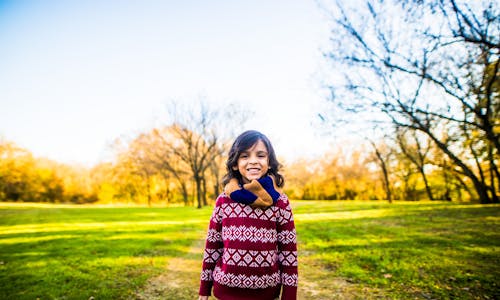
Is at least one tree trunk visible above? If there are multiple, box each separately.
[202,177,207,206]
[488,146,500,203]
[372,143,392,203]
[195,176,202,209]
[419,166,434,200]
[165,186,170,206]
[181,182,188,206]
[146,176,151,207]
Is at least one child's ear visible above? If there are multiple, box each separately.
[232,166,238,171]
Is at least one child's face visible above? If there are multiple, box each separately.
[234,139,270,184]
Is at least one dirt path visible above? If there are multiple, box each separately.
[134,236,205,300]
[297,256,388,300]
[135,239,387,300]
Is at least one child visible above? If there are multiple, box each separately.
[198,130,298,300]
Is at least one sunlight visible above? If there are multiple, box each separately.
[0,202,89,209]
[8,251,47,257]
[91,256,161,267]
[334,236,395,246]
[0,220,206,235]
[0,223,107,235]
[102,233,165,241]
[295,209,394,222]
[0,234,76,245]
[25,260,48,268]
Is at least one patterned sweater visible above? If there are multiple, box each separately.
[199,192,298,300]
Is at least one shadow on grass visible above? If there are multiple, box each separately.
[0,206,210,300]
[295,203,500,300]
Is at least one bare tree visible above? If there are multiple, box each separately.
[127,134,158,206]
[369,140,393,202]
[321,0,499,203]
[164,99,250,208]
[149,128,191,205]
[170,123,218,208]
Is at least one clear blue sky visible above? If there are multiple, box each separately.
[0,0,333,166]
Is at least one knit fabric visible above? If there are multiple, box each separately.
[224,176,281,208]
[199,192,298,300]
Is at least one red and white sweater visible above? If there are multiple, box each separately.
[199,192,298,300]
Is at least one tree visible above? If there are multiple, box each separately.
[395,128,435,200]
[0,140,38,202]
[94,99,249,207]
[0,138,98,204]
[168,123,217,208]
[148,127,191,205]
[126,134,160,207]
[322,0,499,203]
[368,140,393,202]
[163,99,250,208]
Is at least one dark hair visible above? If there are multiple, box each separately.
[222,130,284,187]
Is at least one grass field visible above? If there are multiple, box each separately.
[0,201,499,300]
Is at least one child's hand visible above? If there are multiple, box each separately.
[198,296,209,300]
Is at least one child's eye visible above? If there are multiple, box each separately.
[257,152,268,158]
[240,154,248,159]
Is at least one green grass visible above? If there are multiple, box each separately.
[1,201,499,299]
[0,203,211,300]
[294,201,500,299]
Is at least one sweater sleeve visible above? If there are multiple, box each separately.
[277,195,298,300]
[199,195,224,296]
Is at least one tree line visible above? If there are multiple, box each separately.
[0,139,97,204]
[0,124,493,205]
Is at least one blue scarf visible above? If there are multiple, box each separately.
[224,176,281,208]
